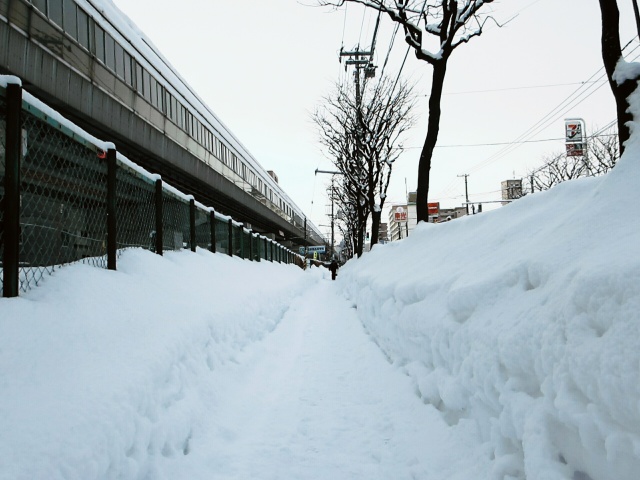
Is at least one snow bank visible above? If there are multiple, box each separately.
[0,250,317,480]
[338,85,640,480]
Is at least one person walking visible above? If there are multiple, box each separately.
[329,259,339,281]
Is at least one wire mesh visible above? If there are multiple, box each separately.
[194,206,211,250]
[115,160,156,253]
[215,218,229,254]
[243,230,251,260]
[260,238,267,261]
[18,108,108,292]
[233,224,243,258]
[162,190,190,252]
[1,83,302,296]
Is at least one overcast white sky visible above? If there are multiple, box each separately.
[111,0,638,236]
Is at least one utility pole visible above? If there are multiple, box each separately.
[315,169,342,259]
[340,48,375,132]
[337,18,379,256]
[458,174,470,215]
[331,179,335,258]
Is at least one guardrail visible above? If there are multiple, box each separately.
[0,77,301,297]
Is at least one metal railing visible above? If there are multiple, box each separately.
[0,78,301,297]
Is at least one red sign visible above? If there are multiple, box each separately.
[565,122,583,142]
[427,202,440,215]
[394,206,407,221]
[566,143,585,157]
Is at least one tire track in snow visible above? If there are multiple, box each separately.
[182,276,491,480]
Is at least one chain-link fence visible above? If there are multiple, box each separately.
[0,81,299,297]
[20,104,110,288]
[214,217,229,255]
[194,206,212,251]
[115,160,156,253]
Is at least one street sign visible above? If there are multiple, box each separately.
[394,206,407,221]
[427,202,440,215]
[307,245,326,254]
[565,118,586,157]
[566,142,585,157]
[298,247,306,255]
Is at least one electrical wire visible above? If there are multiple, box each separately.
[433,39,638,199]
[358,3,368,47]
[341,2,348,50]
[466,39,639,175]
[442,80,604,96]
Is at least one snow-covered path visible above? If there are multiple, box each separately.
[176,278,490,480]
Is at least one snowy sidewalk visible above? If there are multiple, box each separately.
[178,275,490,480]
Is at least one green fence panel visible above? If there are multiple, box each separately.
[194,205,211,250]
[18,107,108,292]
[115,160,156,253]
[162,190,190,252]
[214,217,228,254]
[232,224,242,258]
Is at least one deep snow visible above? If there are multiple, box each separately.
[2,113,638,479]
[2,35,640,480]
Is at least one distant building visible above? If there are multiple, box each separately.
[436,206,468,222]
[388,204,410,241]
[388,193,469,241]
[501,179,523,205]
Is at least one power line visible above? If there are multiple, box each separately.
[466,39,639,174]
[340,2,348,50]
[358,3,368,46]
[378,24,399,80]
[441,80,604,96]
[433,36,637,200]
[399,132,618,150]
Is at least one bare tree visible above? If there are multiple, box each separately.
[587,126,619,175]
[528,153,589,192]
[598,0,638,155]
[314,76,416,256]
[314,82,369,256]
[318,0,499,223]
[528,127,619,192]
[357,76,416,247]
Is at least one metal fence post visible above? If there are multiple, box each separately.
[248,230,253,261]
[155,179,163,255]
[227,218,233,257]
[264,238,267,261]
[210,210,216,253]
[3,83,22,297]
[189,198,196,252]
[106,147,117,270]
